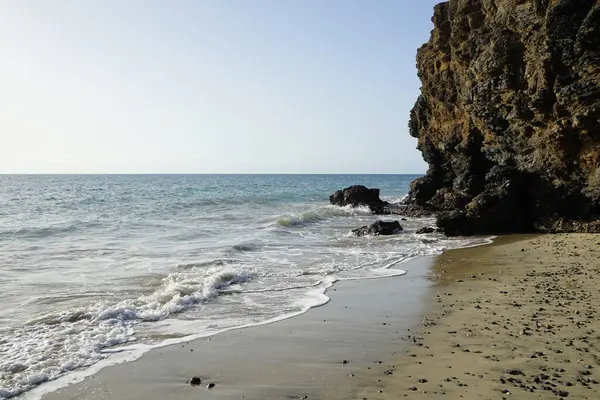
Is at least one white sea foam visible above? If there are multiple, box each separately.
[275,204,373,228]
[381,194,409,204]
[0,268,256,399]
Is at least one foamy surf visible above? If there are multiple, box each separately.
[275,204,374,228]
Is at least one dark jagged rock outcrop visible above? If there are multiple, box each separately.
[405,0,600,235]
[353,220,404,236]
[330,185,389,214]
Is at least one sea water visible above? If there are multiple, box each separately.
[0,175,484,399]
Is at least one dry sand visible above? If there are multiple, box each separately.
[354,234,600,399]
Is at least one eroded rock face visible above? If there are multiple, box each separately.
[406,0,600,235]
[352,220,403,236]
[330,185,388,214]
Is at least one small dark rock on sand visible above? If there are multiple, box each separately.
[189,377,201,386]
[505,369,524,376]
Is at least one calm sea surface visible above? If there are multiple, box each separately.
[0,175,485,398]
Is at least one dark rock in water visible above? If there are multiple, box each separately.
[353,220,403,236]
[416,227,435,234]
[189,377,201,386]
[404,0,600,235]
[330,185,389,214]
[207,383,215,389]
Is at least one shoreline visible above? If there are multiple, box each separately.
[35,252,435,399]
[30,232,582,400]
[24,225,491,400]
[38,257,433,400]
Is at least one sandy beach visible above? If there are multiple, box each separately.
[354,234,600,399]
[37,233,600,400]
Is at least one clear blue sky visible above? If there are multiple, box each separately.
[0,0,439,174]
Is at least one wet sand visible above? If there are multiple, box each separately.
[38,233,600,400]
[354,234,600,399]
[39,257,434,400]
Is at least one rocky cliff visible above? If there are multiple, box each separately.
[406,0,600,235]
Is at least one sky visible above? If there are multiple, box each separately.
[0,0,439,174]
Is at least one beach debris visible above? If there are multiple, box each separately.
[505,369,524,376]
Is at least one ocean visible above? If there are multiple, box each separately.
[0,174,485,399]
